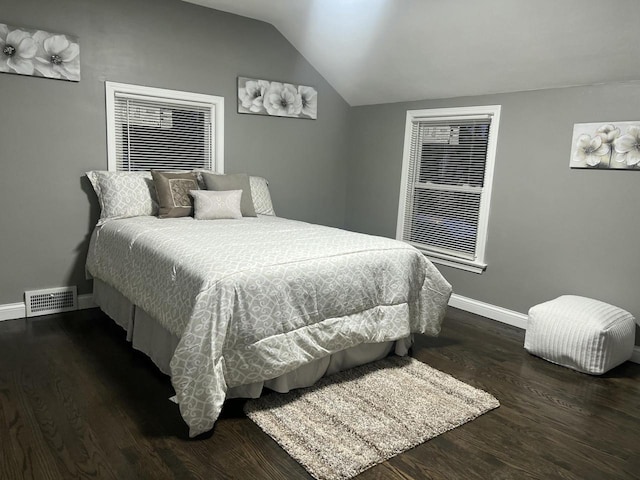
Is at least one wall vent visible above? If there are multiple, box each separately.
[25,286,78,317]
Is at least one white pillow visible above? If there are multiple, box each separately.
[250,176,275,215]
[190,189,243,220]
[86,171,158,225]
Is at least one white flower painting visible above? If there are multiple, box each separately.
[0,23,80,82]
[570,121,640,170]
[238,76,317,119]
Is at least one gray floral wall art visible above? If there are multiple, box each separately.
[570,121,640,170]
[0,22,80,82]
[238,76,317,119]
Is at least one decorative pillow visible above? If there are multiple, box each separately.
[86,171,158,225]
[201,172,257,217]
[151,170,200,218]
[190,190,243,220]
[249,176,276,216]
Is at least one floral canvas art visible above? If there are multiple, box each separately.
[0,23,80,82]
[238,77,317,119]
[570,121,640,170]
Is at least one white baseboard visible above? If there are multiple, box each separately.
[0,293,95,322]
[0,302,27,322]
[448,293,640,365]
[78,293,97,310]
[448,293,528,329]
[3,291,639,364]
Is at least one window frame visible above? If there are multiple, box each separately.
[105,81,225,173]
[396,105,501,274]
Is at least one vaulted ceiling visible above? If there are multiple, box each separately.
[184,0,640,106]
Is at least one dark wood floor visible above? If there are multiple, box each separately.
[1,308,638,480]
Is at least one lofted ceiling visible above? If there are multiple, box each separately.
[183,0,640,106]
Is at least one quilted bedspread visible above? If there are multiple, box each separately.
[86,215,452,437]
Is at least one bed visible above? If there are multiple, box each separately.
[85,173,452,437]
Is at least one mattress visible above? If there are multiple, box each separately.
[86,215,452,436]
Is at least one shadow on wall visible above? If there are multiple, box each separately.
[64,175,100,295]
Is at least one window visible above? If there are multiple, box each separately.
[396,105,501,273]
[105,82,224,172]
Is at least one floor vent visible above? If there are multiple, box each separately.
[25,286,78,317]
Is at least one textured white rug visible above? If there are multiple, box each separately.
[245,356,499,480]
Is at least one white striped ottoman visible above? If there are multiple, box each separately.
[524,295,636,375]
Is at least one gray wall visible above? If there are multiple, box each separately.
[346,83,640,343]
[2,0,638,348]
[0,0,350,304]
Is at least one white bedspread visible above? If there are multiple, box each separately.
[86,215,452,437]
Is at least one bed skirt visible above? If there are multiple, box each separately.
[93,278,413,399]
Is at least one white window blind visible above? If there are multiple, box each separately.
[106,82,224,173]
[397,106,501,273]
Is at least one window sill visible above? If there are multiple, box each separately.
[422,251,487,274]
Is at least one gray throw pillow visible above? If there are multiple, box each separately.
[151,170,200,218]
[190,190,243,220]
[201,172,257,217]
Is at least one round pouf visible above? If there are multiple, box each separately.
[524,295,636,375]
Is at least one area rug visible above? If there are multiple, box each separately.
[244,356,499,480]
